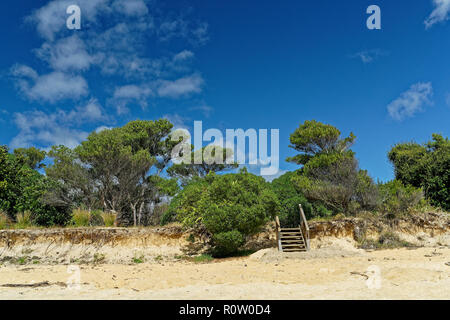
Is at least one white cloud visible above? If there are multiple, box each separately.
[113,84,152,100]
[11,111,87,149]
[95,125,112,133]
[445,93,450,106]
[27,0,109,41]
[189,105,213,117]
[112,0,148,16]
[387,82,433,120]
[158,17,209,45]
[11,100,108,149]
[157,74,204,98]
[260,168,286,182]
[350,49,388,64]
[68,98,107,123]
[425,0,450,29]
[10,0,210,149]
[163,114,189,130]
[11,65,88,103]
[173,50,194,62]
[35,35,96,71]
[110,84,153,113]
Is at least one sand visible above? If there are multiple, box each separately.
[1,246,449,300]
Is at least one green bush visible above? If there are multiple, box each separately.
[388,134,449,210]
[160,209,175,225]
[377,180,425,214]
[169,168,279,256]
[271,172,314,226]
[212,230,244,257]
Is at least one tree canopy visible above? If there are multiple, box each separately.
[388,134,449,210]
[167,168,279,256]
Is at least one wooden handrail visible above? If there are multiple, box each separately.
[298,204,310,251]
[275,216,281,232]
[275,216,282,251]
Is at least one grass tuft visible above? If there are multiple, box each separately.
[71,209,91,227]
[0,211,10,229]
[101,212,116,227]
[15,211,33,229]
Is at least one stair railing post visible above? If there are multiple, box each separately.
[298,204,310,251]
[275,216,282,252]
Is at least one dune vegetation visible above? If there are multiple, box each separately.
[0,119,448,257]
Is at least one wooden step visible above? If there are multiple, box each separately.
[283,249,307,252]
[280,234,303,239]
[280,228,301,231]
[283,244,305,250]
[281,240,305,244]
[280,232,302,236]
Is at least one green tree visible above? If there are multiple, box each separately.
[0,145,69,225]
[169,169,279,256]
[286,120,355,167]
[270,171,316,226]
[0,146,19,215]
[287,120,377,214]
[13,147,46,170]
[167,145,238,185]
[388,134,449,210]
[46,119,181,226]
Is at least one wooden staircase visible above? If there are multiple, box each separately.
[275,204,310,252]
[279,227,307,252]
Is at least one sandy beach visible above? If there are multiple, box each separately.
[1,246,449,300]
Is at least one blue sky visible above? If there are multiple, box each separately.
[0,0,449,182]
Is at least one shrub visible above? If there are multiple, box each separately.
[388,134,449,210]
[193,254,214,263]
[170,169,280,256]
[167,178,209,227]
[89,210,104,226]
[101,212,117,227]
[358,231,414,250]
[378,180,425,214]
[212,230,245,257]
[270,171,316,227]
[160,209,175,225]
[71,208,90,227]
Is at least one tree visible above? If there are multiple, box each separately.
[270,171,316,227]
[168,168,280,256]
[13,147,46,170]
[286,120,355,167]
[167,145,238,185]
[0,145,69,226]
[45,145,97,212]
[46,119,181,226]
[287,120,377,214]
[0,146,19,215]
[388,134,449,210]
